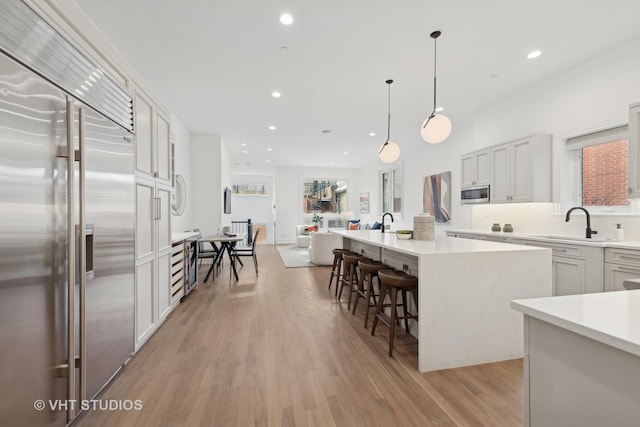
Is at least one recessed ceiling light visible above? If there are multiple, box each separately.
[268,125,276,130]
[527,50,542,59]
[489,73,500,79]
[242,150,248,154]
[329,162,334,165]
[279,13,293,25]
[272,91,281,98]
[369,132,376,137]
[241,143,247,146]
[265,160,271,163]
[321,129,332,134]
[266,147,273,151]
[343,151,349,155]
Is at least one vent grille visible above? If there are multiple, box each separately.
[0,0,133,132]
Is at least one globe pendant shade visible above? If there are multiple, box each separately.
[378,141,400,163]
[421,113,452,144]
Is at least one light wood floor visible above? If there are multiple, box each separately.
[76,245,524,427]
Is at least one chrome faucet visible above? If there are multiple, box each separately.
[381,212,394,233]
[565,207,597,238]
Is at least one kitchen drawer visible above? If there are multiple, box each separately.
[521,240,582,258]
[349,241,381,261]
[381,248,419,276]
[478,235,516,243]
[604,262,640,291]
[605,247,640,267]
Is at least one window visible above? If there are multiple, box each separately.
[565,126,629,212]
[381,167,402,216]
[302,179,347,215]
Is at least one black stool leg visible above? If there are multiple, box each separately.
[371,281,387,336]
[388,286,399,357]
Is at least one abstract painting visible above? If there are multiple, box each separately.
[424,171,451,223]
[359,192,370,213]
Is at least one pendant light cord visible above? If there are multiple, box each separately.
[423,31,441,129]
[379,79,393,153]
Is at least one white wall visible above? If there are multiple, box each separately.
[359,34,640,240]
[275,167,359,244]
[230,174,276,243]
[170,114,192,232]
[190,133,232,237]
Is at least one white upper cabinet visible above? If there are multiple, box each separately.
[627,102,640,197]
[156,113,171,182]
[134,86,171,184]
[460,149,490,188]
[487,134,551,203]
[135,91,153,177]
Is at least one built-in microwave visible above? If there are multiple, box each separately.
[461,185,490,204]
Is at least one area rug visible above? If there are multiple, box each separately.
[276,244,317,268]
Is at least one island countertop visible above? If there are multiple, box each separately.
[512,290,640,357]
[330,229,549,257]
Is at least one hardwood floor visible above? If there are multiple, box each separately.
[76,245,524,427]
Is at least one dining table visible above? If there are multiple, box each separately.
[199,233,247,282]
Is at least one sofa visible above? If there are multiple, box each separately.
[308,232,343,265]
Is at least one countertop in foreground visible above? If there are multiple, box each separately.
[512,290,640,357]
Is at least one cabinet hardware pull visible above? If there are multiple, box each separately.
[616,266,640,273]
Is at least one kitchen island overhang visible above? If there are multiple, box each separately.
[331,230,552,372]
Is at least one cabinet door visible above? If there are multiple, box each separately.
[511,138,533,202]
[157,251,172,320]
[135,91,154,176]
[475,150,490,185]
[461,154,475,187]
[604,263,640,292]
[490,143,510,203]
[135,258,155,349]
[553,255,586,296]
[156,113,171,182]
[628,103,640,196]
[156,185,172,253]
[136,180,155,259]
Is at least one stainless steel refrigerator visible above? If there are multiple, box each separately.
[0,2,135,425]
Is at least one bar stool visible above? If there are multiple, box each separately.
[351,259,388,329]
[371,269,419,357]
[328,249,353,295]
[338,252,366,307]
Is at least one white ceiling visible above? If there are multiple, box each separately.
[74,0,640,170]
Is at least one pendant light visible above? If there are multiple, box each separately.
[379,79,400,163]
[421,30,452,144]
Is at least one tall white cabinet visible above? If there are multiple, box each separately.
[134,85,173,351]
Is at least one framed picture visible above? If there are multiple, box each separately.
[359,192,370,213]
[424,171,451,223]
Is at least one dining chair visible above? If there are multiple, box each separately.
[233,229,259,276]
[194,228,222,274]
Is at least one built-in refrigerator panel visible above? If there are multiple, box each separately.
[0,52,69,427]
[79,105,134,400]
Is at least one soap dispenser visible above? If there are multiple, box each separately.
[615,224,624,241]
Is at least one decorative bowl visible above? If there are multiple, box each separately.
[396,230,413,240]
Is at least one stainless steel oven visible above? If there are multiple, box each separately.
[461,185,490,204]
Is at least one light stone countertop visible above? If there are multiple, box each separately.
[447,228,640,249]
[511,290,640,357]
[330,229,548,257]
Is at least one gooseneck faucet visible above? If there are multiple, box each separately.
[565,207,597,238]
[381,212,394,233]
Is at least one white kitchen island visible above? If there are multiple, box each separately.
[332,230,552,372]
[512,291,640,427]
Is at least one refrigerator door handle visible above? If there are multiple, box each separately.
[65,98,76,423]
[78,107,87,403]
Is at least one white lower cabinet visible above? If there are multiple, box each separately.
[448,232,604,296]
[604,247,640,291]
[552,256,586,296]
